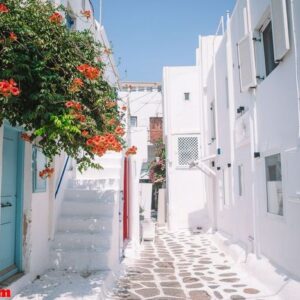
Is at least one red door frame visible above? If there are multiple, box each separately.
[123,157,129,241]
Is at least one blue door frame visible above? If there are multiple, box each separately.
[0,124,24,282]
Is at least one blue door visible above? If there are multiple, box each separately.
[0,127,19,278]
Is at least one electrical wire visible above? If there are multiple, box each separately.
[131,92,160,114]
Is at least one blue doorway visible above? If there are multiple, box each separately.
[0,125,24,282]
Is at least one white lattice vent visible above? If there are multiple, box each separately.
[177,136,199,166]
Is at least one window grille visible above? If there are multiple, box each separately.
[177,136,199,166]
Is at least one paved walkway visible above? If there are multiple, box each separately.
[108,227,272,300]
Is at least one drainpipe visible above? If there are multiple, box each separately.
[290,0,300,141]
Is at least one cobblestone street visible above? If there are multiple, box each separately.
[108,227,272,300]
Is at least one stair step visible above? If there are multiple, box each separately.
[68,178,120,190]
[57,215,113,233]
[64,189,119,202]
[53,232,111,250]
[50,249,110,271]
[61,201,115,217]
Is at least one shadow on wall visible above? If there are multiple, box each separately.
[188,203,211,232]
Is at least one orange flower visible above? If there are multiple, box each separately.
[49,12,63,24]
[69,77,84,93]
[73,78,84,87]
[107,118,117,126]
[21,133,31,142]
[81,10,91,19]
[9,32,17,42]
[125,146,137,156]
[73,113,86,122]
[82,130,89,137]
[39,167,54,179]
[115,126,125,136]
[105,100,117,109]
[76,64,100,80]
[0,79,20,97]
[0,3,9,13]
[65,100,82,110]
[121,106,127,111]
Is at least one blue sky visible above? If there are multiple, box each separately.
[91,1,236,82]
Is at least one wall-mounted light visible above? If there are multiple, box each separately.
[227,163,231,168]
[217,148,221,155]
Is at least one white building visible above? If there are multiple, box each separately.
[0,1,126,298]
[163,0,300,296]
[163,66,209,231]
[120,82,163,163]
[118,82,163,249]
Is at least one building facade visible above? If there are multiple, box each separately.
[0,0,124,296]
[163,0,300,292]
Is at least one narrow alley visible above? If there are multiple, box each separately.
[108,227,270,300]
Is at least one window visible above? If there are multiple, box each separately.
[184,92,190,101]
[238,165,243,196]
[262,21,278,76]
[32,146,47,193]
[66,13,76,30]
[265,153,283,216]
[177,136,199,167]
[130,116,137,127]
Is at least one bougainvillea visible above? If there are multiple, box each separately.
[0,0,136,173]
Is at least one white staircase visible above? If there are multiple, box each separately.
[51,152,123,273]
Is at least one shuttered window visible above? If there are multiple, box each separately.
[263,21,278,76]
[237,35,257,92]
[271,0,290,62]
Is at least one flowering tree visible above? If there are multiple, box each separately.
[0,0,135,174]
[149,140,166,188]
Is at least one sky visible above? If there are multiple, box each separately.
[91,1,236,82]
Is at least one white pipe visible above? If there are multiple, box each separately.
[200,154,217,162]
[290,0,300,140]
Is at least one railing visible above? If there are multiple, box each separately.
[55,156,70,199]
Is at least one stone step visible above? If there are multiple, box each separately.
[57,215,113,233]
[64,188,120,202]
[50,248,110,271]
[53,231,111,250]
[61,200,115,217]
[68,178,120,190]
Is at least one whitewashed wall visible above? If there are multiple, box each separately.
[163,66,208,231]
[199,0,300,279]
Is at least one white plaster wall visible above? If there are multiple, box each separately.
[199,0,300,279]
[249,0,300,278]
[130,127,148,164]
[124,89,163,129]
[163,66,208,231]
